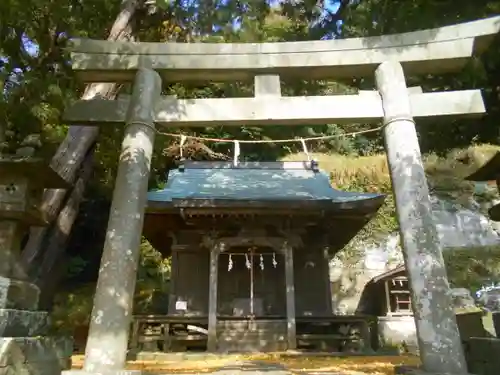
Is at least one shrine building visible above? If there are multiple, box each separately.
[141,160,385,352]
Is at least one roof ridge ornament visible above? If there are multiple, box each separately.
[299,138,319,172]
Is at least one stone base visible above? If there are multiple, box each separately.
[467,337,500,375]
[216,320,288,352]
[0,276,40,310]
[492,311,500,337]
[0,309,48,337]
[377,315,418,353]
[0,336,73,375]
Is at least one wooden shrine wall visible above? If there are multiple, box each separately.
[294,246,332,316]
[169,247,210,315]
[168,240,332,317]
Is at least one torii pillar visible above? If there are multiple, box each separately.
[376,61,468,375]
[67,68,162,375]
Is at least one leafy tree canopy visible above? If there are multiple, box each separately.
[1,0,499,299]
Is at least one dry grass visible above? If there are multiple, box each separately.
[282,144,500,243]
[281,144,500,193]
[282,152,390,188]
[71,353,420,374]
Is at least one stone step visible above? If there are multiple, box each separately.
[217,339,288,344]
[216,321,286,329]
[0,277,41,311]
[218,334,287,340]
[216,339,288,353]
[1,336,73,375]
[217,333,287,338]
[0,309,49,337]
[216,328,287,334]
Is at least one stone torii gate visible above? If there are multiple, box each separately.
[62,17,500,375]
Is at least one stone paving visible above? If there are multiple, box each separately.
[157,360,363,375]
[71,352,419,375]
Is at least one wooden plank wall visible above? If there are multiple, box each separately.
[169,244,332,316]
[169,247,209,315]
[294,246,332,316]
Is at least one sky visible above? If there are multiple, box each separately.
[5,0,343,76]
[20,0,343,49]
[231,0,341,33]
[24,35,38,56]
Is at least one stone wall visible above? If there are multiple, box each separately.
[330,196,500,315]
[461,312,500,375]
[330,239,403,315]
[377,316,417,351]
[466,338,500,375]
[328,198,500,354]
[0,336,73,375]
[432,197,500,248]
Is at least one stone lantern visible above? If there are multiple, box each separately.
[0,135,74,375]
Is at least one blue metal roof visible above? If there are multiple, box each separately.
[147,161,382,204]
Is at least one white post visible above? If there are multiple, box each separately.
[82,68,162,373]
[375,61,467,374]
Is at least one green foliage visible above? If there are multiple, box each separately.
[285,145,500,247]
[2,0,500,182]
[2,0,500,317]
[445,246,500,292]
[135,239,171,313]
[50,238,170,332]
[66,256,89,278]
[2,0,500,156]
[0,0,121,156]
[50,283,95,333]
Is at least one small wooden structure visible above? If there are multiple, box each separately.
[139,160,385,352]
[356,265,418,351]
[465,151,500,221]
[359,265,412,317]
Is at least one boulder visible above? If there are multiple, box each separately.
[478,288,500,312]
[451,288,476,310]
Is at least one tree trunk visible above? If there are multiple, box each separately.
[35,149,94,309]
[21,0,142,286]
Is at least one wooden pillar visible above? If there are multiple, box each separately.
[284,243,296,350]
[207,243,222,352]
[322,247,333,314]
[375,61,467,374]
[83,68,162,373]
